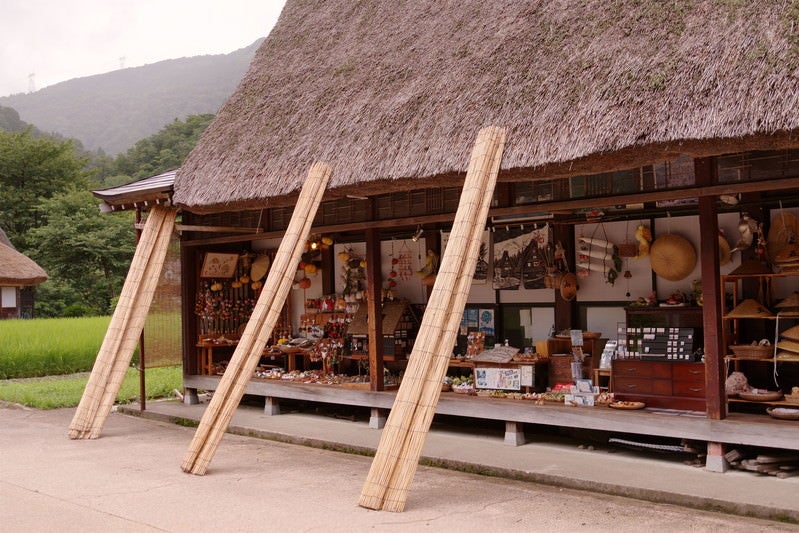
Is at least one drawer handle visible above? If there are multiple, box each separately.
[689,387,702,392]
[625,384,637,390]
[688,370,702,375]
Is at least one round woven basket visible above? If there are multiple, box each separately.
[649,234,696,281]
[729,344,773,358]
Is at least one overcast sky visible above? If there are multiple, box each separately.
[0,1,286,97]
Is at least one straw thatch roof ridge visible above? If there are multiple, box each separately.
[0,241,48,286]
[175,0,799,212]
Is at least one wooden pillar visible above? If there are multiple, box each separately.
[181,245,200,375]
[553,222,577,331]
[365,227,385,391]
[135,208,146,412]
[696,157,727,420]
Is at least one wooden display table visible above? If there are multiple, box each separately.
[196,340,238,375]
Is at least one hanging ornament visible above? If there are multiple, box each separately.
[623,263,632,298]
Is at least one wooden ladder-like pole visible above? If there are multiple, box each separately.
[359,126,506,511]
[181,162,331,475]
[69,205,177,439]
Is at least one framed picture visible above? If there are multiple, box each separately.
[200,252,239,278]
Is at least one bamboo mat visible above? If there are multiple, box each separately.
[359,126,506,512]
[181,162,331,475]
[69,206,177,439]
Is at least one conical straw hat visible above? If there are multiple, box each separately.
[726,298,773,318]
[250,254,271,281]
[781,324,799,341]
[777,339,799,353]
[649,234,696,281]
[776,292,799,309]
[767,212,798,261]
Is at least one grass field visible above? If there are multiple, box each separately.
[0,316,183,408]
[0,366,182,409]
[0,317,113,379]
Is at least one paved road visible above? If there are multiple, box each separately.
[0,405,793,532]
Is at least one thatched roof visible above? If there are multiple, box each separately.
[0,239,48,286]
[175,1,799,213]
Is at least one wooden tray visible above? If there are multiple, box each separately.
[738,391,784,402]
[609,401,645,410]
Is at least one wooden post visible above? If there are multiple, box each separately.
[696,157,726,420]
[553,221,577,331]
[365,227,385,390]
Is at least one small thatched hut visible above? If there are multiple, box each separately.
[0,228,47,318]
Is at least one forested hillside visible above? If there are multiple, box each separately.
[1,114,213,317]
[0,39,262,155]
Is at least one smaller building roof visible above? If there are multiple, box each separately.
[0,240,48,286]
[92,169,176,211]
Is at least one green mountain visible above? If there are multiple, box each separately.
[0,39,263,155]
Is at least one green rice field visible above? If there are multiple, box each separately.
[0,316,111,379]
[0,317,183,408]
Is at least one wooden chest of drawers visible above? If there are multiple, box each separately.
[612,360,706,410]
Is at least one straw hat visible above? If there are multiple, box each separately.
[649,234,696,281]
[777,339,799,353]
[250,254,271,281]
[767,212,798,261]
[776,292,799,309]
[559,272,578,301]
[718,235,731,266]
[781,324,799,341]
[726,298,773,318]
[773,244,799,264]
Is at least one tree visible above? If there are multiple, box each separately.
[0,129,88,249]
[27,190,135,316]
[109,114,214,181]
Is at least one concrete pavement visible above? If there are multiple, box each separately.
[122,395,799,523]
[1,401,797,531]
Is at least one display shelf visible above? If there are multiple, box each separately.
[721,268,798,404]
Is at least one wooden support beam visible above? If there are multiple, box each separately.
[553,222,577,331]
[365,227,384,391]
[695,157,726,420]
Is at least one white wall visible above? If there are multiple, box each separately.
[244,209,791,337]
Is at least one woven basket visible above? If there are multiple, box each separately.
[729,344,773,358]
